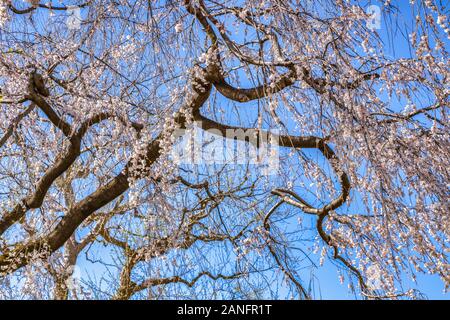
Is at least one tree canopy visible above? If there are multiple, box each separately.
[0,0,448,299]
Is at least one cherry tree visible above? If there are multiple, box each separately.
[0,0,448,299]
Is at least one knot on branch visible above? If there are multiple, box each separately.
[29,71,50,97]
